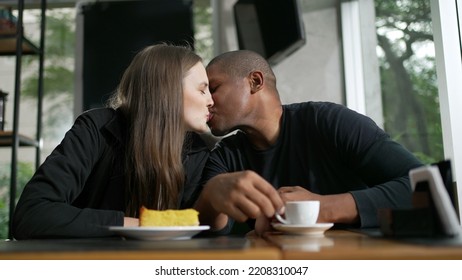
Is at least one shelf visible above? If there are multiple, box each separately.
[0,130,39,147]
[2,0,46,240]
[0,34,40,55]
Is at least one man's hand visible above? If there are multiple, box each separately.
[278,186,359,224]
[278,186,322,202]
[197,171,284,230]
[254,187,320,236]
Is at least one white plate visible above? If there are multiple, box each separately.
[108,226,210,241]
[271,223,334,236]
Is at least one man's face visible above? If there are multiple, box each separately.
[206,64,251,136]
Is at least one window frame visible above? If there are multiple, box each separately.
[430,0,462,221]
[342,0,462,221]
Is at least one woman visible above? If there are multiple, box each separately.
[12,44,213,239]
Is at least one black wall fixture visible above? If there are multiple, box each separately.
[76,0,194,112]
[234,0,306,65]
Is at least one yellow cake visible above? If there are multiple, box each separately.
[139,206,200,227]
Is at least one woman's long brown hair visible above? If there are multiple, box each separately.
[108,43,202,217]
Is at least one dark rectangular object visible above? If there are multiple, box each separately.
[233,0,305,65]
[432,160,457,215]
[77,0,194,111]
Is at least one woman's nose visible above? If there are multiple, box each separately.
[206,92,214,107]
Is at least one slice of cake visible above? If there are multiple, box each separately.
[139,206,200,227]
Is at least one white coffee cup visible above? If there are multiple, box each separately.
[275,200,320,225]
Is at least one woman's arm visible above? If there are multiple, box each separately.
[13,110,124,239]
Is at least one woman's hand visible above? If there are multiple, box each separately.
[123,217,139,227]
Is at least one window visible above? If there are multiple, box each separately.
[375,0,442,164]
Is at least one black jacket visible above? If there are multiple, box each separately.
[13,108,209,239]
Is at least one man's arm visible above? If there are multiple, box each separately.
[316,103,423,227]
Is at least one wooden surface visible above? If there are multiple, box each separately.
[0,236,281,260]
[1,230,462,260]
[0,248,281,260]
[264,229,462,260]
[0,35,38,55]
[0,130,38,147]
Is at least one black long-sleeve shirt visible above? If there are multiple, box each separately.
[13,108,209,239]
[201,102,423,229]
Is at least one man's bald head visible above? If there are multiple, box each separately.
[207,50,276,87]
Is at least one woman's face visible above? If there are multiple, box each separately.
[183,61,214,133]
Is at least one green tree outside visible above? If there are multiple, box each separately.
[375,0,442,163]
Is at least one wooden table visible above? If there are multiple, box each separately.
[0,236,281,260]
[264,229,462,260]
[1,229,461,260]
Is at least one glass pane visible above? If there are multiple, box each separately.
[194,0,213,63]
[375,0,443,164]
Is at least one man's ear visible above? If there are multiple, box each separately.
[249,71,264,94]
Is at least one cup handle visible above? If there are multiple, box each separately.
[274,212,288,224]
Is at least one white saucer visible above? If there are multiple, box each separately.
[108,226,210,241]
[271,223,334,236]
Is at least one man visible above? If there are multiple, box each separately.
[194,50,422,235]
